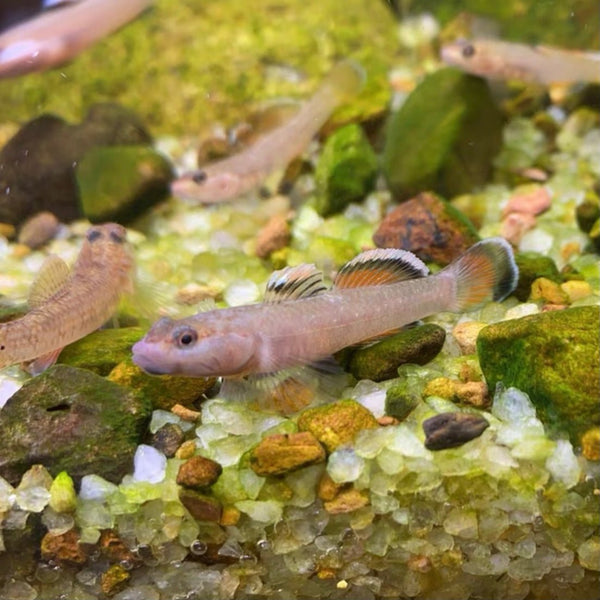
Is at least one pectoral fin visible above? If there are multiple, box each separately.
[28,255,70,308]
[24,347,64,376]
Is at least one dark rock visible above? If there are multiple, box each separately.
[314,124,378,217]
[0,104,151,226]
[151,423,185,458]
[77,145,173,224]
[0,365,151,485]
[176,456,222,489]
[477,306,600,443]
[576,191,600,234]
[348,323,446,382]
[513,252,562,301]
[178,489,222,522]
[381,69,503,201]
[373,192,480,265]
[423,412,489,450]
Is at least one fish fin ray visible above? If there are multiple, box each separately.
[333,248,428,289]
[28,255,70,308]
[264,264,327,302]
[23,347,64,375]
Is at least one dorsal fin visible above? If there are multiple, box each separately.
[264,264,327,303]
[28,255,70,308]
[333,248,429,289]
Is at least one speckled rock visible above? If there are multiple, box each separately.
[0,365,151,485]
[249,432,326,476]
[381,69,503,201]
[372,192,480,265]
[297,400,378,453]
[77,145,173,224]
[477,306,600,442]
[348,323,446,381]
[107,357,215,411]
[314,124,378,217]
[424,377,489,407]
[40,529,89,566]
[0,104,151,226]
[529,277,570,305]
[178,489,222,522]
[101,564,130,597]
[151,423,185,458]
[176,456,222,489]
[323,487,369,514]
[513,252,562,301]
[452,321,487,355]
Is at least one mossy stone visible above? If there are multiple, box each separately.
[382,69,503,201]
[77,145,173,224]
[385,382,421,421]
[477,306,600,443]
[314,124,378,217]
[514,252,562,301]
[348,324,446,382]
[297,399,378,453]
[0,365,151,485]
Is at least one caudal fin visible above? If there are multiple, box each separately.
[442,238,518,312]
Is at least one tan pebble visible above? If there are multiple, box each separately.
[502,186,551,217]
[541,303,568,312]
[177,455,222,489]
[220,506,241,526]
[0,222,16,239]
[424,377,457,400]
[254,213,291,259]
[18,211,60,249]
[317,472,344,502]
[560,280,593,303]
[175,283,221,305]
[171,403,201,422]
[561,241,581,262]
[324,487,369,514]
[175,439,198,460]
[317,568,337,580]
[519,167,548,182]
[500,211,536,245]
[458,361,482,383]
[529,277,570,305]
[101,564,130,597]
[581,427,600,462]
[452,321,487,355]
[377,415,399,426]
[11,243,32,258]
[454,381,489,407]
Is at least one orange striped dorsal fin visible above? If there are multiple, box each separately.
[333,248,429,289]
[264,264,327,302]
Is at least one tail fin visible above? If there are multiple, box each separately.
[324,60,365,102]
[442,238,518,312]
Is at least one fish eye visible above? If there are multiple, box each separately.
[192,171,207,184]
[109,230,125,244]
[174,327,198,348]
[461,43,476,58]
[86,229,103,242]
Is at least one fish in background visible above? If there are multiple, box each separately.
[133,238,518,413]
[0,0,152,78]
[171,60,365,204]
[0,223,134,374]
[441,38,600,85]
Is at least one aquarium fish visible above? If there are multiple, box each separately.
[0,0,152,78]
[0,223,134,374]
[441,38,600,85]
[171,60,365,204]
[132,238,518,409]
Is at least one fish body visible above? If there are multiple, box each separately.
[0,223,134,370]
[132,238,518,379]
[0,0,151,78]
[441,38,600,85]
[171,60,365,203]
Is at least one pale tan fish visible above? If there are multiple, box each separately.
[441,38,600,85]
[171,60,365,203]
[0,223,134,374]
[0,0,152,78]
[132,238,518,410]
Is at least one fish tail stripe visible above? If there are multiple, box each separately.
[334,248,429,289]
[443,238,518,311]
[264,264,326,302]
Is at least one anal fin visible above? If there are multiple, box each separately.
[24,347,64,376]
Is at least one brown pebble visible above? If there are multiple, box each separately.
[254,213,291,259]
[101,564,130,597]
[177,455,222,489]
[317,472,344,502]
[454,381,489,408]
[423,412,489,450]
[18,211,60,249]
[220,506,241,526]
[151,423,185,458]
[377,415,400,426]
[99,530,140,566]
[175,439,197,460]
[40,529,88,566]
[323,487,369,514]
[171,403,202,422]
[178,489,222,522]
[249,432,326,476]
[0,222,16,239]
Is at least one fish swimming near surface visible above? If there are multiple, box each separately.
[132,238,518,412]
[171,60,365,204]
[0,0,152,78]
[441,38,600,85]
[0,223,134,374]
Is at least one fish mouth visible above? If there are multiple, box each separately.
[131,341,171,375]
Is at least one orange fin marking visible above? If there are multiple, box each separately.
[334,248,428,289]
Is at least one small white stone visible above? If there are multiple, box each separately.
[546,439,582,489]
[132,445,167,484]
[224,279,260,306]
[327,447,365,483]
[235,500,282,524]
[492,387,537,423]
[0,377,22,409]
[79,475,119,501]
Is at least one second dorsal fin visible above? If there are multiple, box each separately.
[264,264,327,303]
[333,248,429,289]
[28,254,70,308]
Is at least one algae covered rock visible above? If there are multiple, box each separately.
[314,124,378,217]
[477,306,600,442]
[372,192,479,265]
[297,400,378,453]
[77,145,173,224]
[381,69,503,200]
[348,323,446,381]
[513,252,562,301]
[0,365,151,485]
